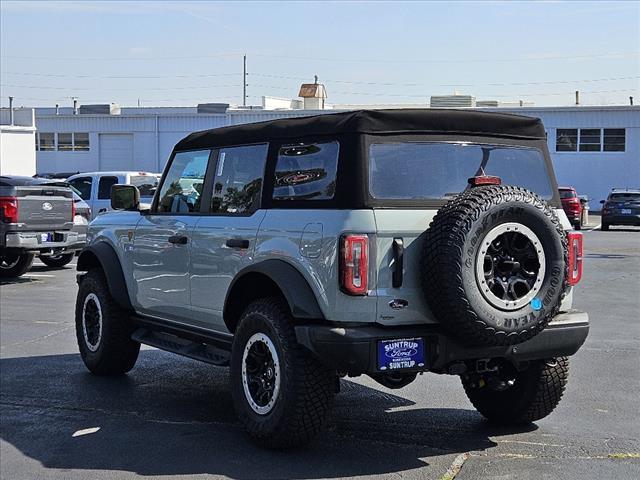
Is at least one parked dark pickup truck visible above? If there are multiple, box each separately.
[0,176,83,277]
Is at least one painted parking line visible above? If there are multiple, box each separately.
[583,224,601,232]
[23,274,55,278]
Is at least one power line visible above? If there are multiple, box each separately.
[1,71,242,79]
[2,50,638,63]
[1,83,243,92]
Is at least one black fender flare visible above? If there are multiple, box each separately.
[225,259,324,321]
[77,242,134,311]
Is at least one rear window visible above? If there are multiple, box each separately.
[369,142,553,200]
[609,193,640,202]
[559,189,577,199]
[130,175,159,197]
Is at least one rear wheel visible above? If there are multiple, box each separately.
[230,298,335,448]
[75,269,140,375]
[462,357,569,424]
[0,252,34,278]
[40,252,75,268]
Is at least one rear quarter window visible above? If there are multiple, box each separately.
[273,141,339,200]
[369,142,554,200]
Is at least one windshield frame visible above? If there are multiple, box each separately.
[366,137,557,207]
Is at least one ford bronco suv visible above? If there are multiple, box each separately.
[75,109,588,448]
[1,176,81,277]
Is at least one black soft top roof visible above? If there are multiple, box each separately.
[0,176,68,187]
[175,108,546,151]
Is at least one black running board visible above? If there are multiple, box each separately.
[132,327,230,366]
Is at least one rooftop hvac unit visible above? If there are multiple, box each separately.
[197,103,229,114]
[430,95,476,108]
[79,104,121,115]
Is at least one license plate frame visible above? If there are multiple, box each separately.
[621,208,632,214]
[377,337,426,371]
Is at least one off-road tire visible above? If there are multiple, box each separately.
[462,357,569,424]
[230,298,335,448]
[422,185,568,346]
[75,269,140,375]
[40,252,75,268]
[0,252,34,278]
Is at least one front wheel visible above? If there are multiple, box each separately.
[462,357,569,424]
[230,298,335,448]
[40,252,75,268]
[75,269,140,375]
[0,252,34,278]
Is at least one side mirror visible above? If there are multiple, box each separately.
[111,184,140,211]
[599,200,605,204]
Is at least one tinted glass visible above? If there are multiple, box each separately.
[604,129,625,152]
[579,129,601,152]
[369,142,553,200]
[609,193,640,202]
[98,176,119,199]
[556,129,577,152]
[74,133,90,151]
[69,177,92,200]
[130,175,159,197]
[57,133,73,151]
[559,189,577,199]
[157,150,210,213]
[273,141,339,200]
[211,144,268,214]
[39,132,55,151]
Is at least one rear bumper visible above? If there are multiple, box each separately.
[295,310,589,375]
[602,214,640,226]
[1,230,81,253]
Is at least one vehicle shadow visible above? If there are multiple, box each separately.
[0,276,41,285]
[0,350,515,478]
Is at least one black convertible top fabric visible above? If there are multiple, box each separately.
[175,109,546,151]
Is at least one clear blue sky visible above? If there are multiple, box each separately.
[1,1,639,108]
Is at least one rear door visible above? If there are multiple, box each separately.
[132,150,212,323]
[190,144,269,332]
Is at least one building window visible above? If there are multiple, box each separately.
[556,129,578,152]
[38,132,55,151]
[35,133,39,151]
[74,133,90,151]
[579,129,601,152]
[603,129,625,152]
[57,133,73,151]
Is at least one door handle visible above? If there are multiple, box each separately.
[226,238,250,249]
[392,237,404,288]
[168,235,188,245]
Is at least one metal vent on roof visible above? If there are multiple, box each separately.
[430,95,476,108]
[197,103,229,114]
[79,104,121,115]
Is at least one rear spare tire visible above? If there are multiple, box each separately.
[422,185,568,346]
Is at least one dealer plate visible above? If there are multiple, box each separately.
[377,337,425,371]
[40,233,53,243]
[621,208,632,214]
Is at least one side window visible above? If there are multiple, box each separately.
[273,141,339,200]
[211,144,268,214]
[556,129,577,152]
[97,176,119,200]
[69,177,93,200]
[157,150,210,213]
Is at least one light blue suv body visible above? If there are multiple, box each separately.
[76,109,589,447]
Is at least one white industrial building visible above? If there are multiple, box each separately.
[0,107,37,176]
[22,90,640,209]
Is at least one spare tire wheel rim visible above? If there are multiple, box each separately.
[242,333,281,415]
[475,222,546,311]
[82,293,103,352]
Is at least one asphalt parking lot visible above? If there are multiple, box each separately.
[1,224,639,480]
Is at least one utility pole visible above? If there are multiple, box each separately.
[243,54,247,107]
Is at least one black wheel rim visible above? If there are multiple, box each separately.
[241,333,280,415]
[82,293,102,351]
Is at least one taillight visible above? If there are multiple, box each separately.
[340,234,369,295]
[0,196,19,223]
[72,199,77,221]
[567,231,583,286]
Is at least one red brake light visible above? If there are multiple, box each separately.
[468,175,502,187]
[567,231,583,286]
[71,198,77,221]
[340,234,369,295]
[0,196,19,223]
